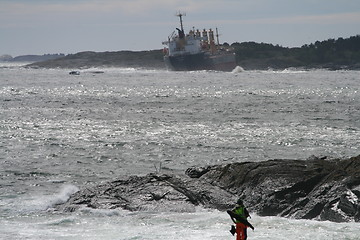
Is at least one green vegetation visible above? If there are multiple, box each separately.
[230,35,360,70]
[27,35,360,70]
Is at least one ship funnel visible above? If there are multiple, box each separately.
[196,29,201,38]
[209,29,214,43]
[202,29,208,43]
[209,29,216,53]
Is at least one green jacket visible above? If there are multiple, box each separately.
[227,205,254,230]
[232,205,250,223]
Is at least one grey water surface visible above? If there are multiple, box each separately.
[1,65,359,239]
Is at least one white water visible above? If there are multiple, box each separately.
[3,190,360,240]
[1,64,360,239]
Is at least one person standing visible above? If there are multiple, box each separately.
[227,198,254,240]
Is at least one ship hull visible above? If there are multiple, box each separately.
[164,52,236,72]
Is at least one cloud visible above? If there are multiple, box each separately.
[293,12,360,24]
[208,11,360,26]
[0,0,238,29]
[0,0,184,28]
[1,0,180,16]
[0,0,247,19]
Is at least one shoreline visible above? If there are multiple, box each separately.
[24,49,360,71]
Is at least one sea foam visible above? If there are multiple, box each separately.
[45,185,79,209]
[20,185,79,213]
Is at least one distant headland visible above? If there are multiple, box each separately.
[26,50,165,69]
[0,53,65,63]
[3,35,359,70]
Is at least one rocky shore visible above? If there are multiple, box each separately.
[57,155,360,223]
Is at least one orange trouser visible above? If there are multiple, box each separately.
[236,223,247,240]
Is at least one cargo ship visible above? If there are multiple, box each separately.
[162,13,237,72]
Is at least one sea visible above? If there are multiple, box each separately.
[1,62,360,240]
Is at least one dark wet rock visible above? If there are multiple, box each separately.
[58,173,236,213]
[185,166,212,178]
[202,155,360,222]
[58,155,360,222]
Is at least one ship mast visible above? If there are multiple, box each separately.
[176,11,186,32]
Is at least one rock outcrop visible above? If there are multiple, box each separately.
[58,173,236,213]
[202,155,360,222]
[58,155,360,222]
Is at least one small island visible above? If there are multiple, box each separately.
[20,35,360,70]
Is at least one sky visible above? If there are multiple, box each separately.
[1,0,360,56]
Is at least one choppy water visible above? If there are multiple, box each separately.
[1,63,359,239]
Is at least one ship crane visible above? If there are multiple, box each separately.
[216,28,220,46]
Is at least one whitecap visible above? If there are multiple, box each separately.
[18,184,79,213]
[231,65,245,73]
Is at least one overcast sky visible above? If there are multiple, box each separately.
[1,0,360,56]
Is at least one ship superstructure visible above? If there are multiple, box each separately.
[162,13,236,71]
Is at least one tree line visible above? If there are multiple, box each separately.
[226,35,360,69]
